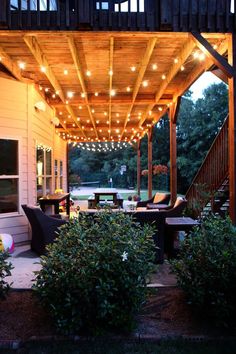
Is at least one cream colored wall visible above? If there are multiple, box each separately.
[0,77,67,244]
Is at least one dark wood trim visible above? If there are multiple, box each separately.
[210,68,228,85]
[148,127,153,199]
[0,0,7,27]
[191,32,234,79]
[228,33,236,224]
[137,140,141,196]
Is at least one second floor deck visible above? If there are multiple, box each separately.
[0,0,235,33]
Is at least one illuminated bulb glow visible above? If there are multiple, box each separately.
[174,58,179,63]
[67,91,74,99]
[64,69,68,75]
[109,70,113,76]
[131,66,136,72]
[152,63,158,70]
[126,86,131,92]
[199,53,205,61]
[95,92,99,97]
[142,80,148,87]
[110,89,116,97]
[81,93,86,98]
[86,70,91,76]
[181,65,185,71]
[162,74,166,80]
[41,66,46,73]
[19,62,26,70]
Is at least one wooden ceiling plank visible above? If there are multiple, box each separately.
[23,35,87,139]
[109,37,114,139]
[67,35,98,139]
[139,36,195,127]
[191,32,234,79]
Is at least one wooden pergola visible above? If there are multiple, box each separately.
[0,0,236,221]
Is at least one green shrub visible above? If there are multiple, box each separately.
[0,251,13,298]
[33,211,155,334]
[171,215,236,326]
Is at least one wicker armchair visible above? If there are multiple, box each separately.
[22,204,67,255]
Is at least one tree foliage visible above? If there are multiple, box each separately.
[69,82,228,193]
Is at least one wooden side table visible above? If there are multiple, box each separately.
[165,217,199,258]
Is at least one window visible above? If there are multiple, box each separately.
[60,160,63,189]
[0,139,19,214]
[36,145,52,200]
[11,0,57,11]
[96,0,145,12]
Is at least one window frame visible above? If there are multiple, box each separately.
[36,144,52,200]
[0,136,21,217]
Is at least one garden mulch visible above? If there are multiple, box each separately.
[0,287,235,343]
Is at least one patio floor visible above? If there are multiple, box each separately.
[7,244,176,289]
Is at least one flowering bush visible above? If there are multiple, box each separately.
[33,211,155,334]
[141,165,168,176]
[171,215,236,327]
[0,251,13,298]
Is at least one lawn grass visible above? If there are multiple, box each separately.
[1,339,236,354]
[71,190,161,201]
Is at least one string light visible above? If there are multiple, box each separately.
[174,58,179,63]
[131,66,136,72]
[81,92,86,98]
[86,70,91,77]
[110,89,116,97]
[19,62,26,70]
[64,69,68,75]
[180,65,185,71]
[161,74,166,80]
[67,91,74,99]
[152,63,158,70]
[40,65,46,73]
[126,86,131,92]
[109,69,113,76]
[95,92,99,97]
[142,80,148,87]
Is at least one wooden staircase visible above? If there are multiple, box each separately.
[185,115,229,218]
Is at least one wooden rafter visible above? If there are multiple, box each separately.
[48,95,172,107]
[121,37,157,138]
[191,32,234,78]
[139,36,195,127]
[0,45,32,82]
[23,35,87,139]
[173,39,229,101]
[67,35,98,139]
[109,37,114,139]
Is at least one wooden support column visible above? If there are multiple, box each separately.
[169,120,177,205]
[169,97,181,205]
[0,0,7,27]
[137,140,141,196]
[148,128,153,199]
[228,33,236,224]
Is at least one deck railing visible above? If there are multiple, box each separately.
[0,0,235,31]
[185,115,229,212]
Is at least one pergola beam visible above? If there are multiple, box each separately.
[191,32,234,79]
[24,35,87,139]
[139,36,195,127]
[67,35,98,139]
[121,37,157,138]
[50,96,171,107]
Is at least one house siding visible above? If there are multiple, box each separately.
[0,77,67,244]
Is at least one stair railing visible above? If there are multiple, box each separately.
[185,115,229,216]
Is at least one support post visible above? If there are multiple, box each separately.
[168,97,181,205]
[169,119,177,205]
[148,127,153,199]
[137,140,141,196]
[228,33,236,224]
